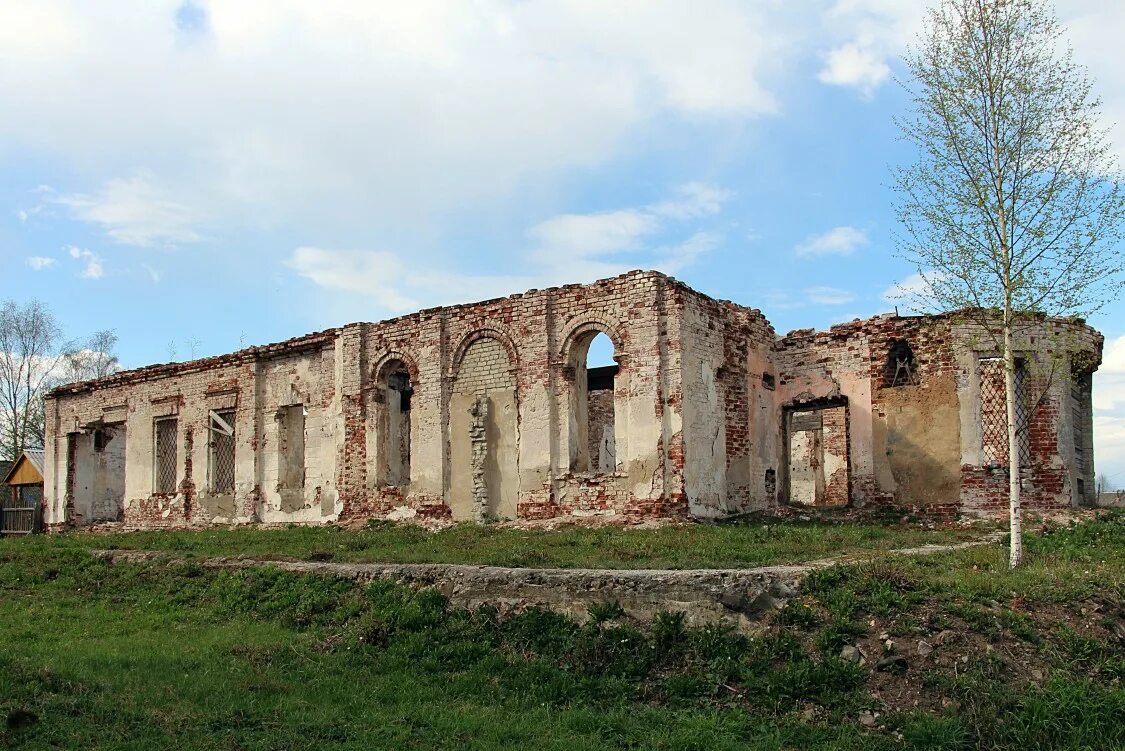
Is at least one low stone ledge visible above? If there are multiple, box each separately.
[91,533,1001,630]
[91,550,808,629]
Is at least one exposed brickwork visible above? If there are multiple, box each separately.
[820,404,849,508]
[43,271,1104,529]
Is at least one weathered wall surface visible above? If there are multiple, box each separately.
[951,318,1103,515]
[43,271,1104,528]
[775,314,1102,516]
[46,271,690,529]
[678,289,776,517]
[44,330,341,530]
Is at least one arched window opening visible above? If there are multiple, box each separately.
[570,331,617,474]
[886,339,917,387]
[378,360,412,486]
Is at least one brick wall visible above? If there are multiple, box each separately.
[44,271,1105,528]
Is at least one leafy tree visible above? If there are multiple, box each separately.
[0,300,67,460]
[0,300,119,460]
[894,0,1125,566]
[62,329,121,383]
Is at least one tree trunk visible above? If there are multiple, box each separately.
[1004,322,1023,568]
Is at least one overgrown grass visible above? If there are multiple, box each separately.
[0,545,886,750]
[0,512,1121,750]
[33,515,988,570]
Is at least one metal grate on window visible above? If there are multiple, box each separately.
[209,410,236,494]
[1014,363,1031,467]
[980,358,1031,467]
[154,417,178,494]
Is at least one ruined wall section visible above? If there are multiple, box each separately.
[775,315,960,512]
[774,325,869,507]
[252,348,339,523]
[347,270,683,522]
[44,331,341,530]
[864,317,961,513]
[951,317,1103,515]
[774,313,1102,516]
[351,310,447,520]
[676,287,775,517]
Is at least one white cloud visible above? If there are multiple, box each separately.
[880,271,952,312]
[26,256,55,270]
[529,210,659,258]
[286,247,420,312]
[527,183,730,278]
[818,41,890,97]
[289,182,728,313]
[804,286,856,305]
[64,245,106,279]
[656,232,721,275]
[1095,335,1125,412]
[649,183,734,220]
[815,1,925,97]
[1062,1,1125,164]
[1094,414,1125,487]
[796,226,868,257]
[0,2,793,235]
[142,264,161,284]
[52,176,202,247]
[81,257,104,279]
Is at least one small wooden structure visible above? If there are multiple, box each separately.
[2,449,44,536]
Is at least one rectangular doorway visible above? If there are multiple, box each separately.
[785,401,849,508]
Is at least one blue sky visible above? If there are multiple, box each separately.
[2,1,1123,485]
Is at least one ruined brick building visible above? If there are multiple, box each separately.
[42,270,1102,530]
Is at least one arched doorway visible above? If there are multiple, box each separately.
[568,330,618,474]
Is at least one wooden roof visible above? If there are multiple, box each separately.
[3,450,44,486]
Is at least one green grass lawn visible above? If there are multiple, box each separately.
[48,515,991,570]
[0,513,1121,750]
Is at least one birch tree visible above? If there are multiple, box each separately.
[894,0,1125,567]
[0,300,67,460]
[0,301,119,460]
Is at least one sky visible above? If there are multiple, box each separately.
[1,0,1123,486]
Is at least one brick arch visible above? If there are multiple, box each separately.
[559,317,627,368]
[450,328,520,380]
[371,350,420,385]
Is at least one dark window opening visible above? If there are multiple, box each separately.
[886,340,917,387]
[762,373,776,390]
[587,364,619,392]
[379,362,412,486]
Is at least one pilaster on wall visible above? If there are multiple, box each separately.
[336,324,368,515]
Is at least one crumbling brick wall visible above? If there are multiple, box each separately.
[42,271,1104,529]
[45,271,691,530]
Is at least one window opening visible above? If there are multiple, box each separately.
[277,405,306,491]
[379,362,412,486]
[887,340,917,387]
[208,409,236,494]
[571,331,617,474]
[979,357,1030,467]
[154,417,178,494]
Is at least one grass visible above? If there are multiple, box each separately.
[41,514,990,570]
[0,511,1121,750]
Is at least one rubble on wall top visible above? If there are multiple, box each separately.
[47,327,341,398]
